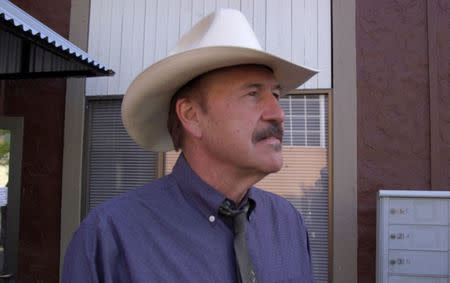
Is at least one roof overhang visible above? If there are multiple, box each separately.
[0,0,114,79]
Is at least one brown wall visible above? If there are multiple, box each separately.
[2,0,71,281]
[356,0,449,281]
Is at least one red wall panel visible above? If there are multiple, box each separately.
[356,0,449,281]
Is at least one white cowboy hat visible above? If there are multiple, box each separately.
[122,8,318,152]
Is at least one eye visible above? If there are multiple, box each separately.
[247,91,257,97]
[273,92,281,100]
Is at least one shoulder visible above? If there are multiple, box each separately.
[80,174,178,230]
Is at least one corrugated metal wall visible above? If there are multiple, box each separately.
[85,0,331,95]
[0,28,86,75]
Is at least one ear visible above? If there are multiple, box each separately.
[175,97,203,138]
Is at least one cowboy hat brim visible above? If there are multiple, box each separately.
[122,46,318,152]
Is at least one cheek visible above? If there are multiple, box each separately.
[230,122,255,146]
[209,105,259,140]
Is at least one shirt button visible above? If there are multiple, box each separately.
[209,215,215,223]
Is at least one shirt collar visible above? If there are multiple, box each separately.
[172,154,256,221]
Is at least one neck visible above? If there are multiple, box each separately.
[182,148,265,205]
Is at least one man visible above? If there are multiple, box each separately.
[63,9,317,283]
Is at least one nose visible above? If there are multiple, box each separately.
[261,94,285,123]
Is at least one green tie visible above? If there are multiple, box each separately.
[219,200,258,283]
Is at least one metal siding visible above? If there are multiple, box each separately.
[216,0,229,10]
[107,0,125,94]
[131,0,146,81]
[229,0,241,10]
[86,0,331,92]
[167,0,181,53]
[143,0,158,68]
[86,0,112,94]
[34,45,43,71]
[179,0,193,39]
[317,0,331,88]
[155,0,169,62]
[191,0,204,26]
[292,0,306,68]
[204,0,215,15]
[266,0,292,61]
[240,0,253,26]
[253,0,266,50]
[0,29,21,73]
[118,0,136,93]
[304,0,318,89]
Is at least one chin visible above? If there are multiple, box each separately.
[259,157,283,174]
[249,144,283,173]
[266,164,283,174]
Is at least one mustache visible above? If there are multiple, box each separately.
[252,122,284,144]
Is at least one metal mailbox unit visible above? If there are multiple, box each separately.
[377,190,450,283]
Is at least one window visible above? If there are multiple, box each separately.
[83,98,158,214]
[165,93,330,283]
[281,95,328,147]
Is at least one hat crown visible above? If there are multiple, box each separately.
[169,9,263,56]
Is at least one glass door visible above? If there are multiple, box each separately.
[0,117,23,283]
[0,129,11,276]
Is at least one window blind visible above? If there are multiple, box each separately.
[84,98,158,212]
[165,94,330,283]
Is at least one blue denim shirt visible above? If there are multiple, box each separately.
[62,155,314,282]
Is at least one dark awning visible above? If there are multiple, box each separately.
[0,0,114,79]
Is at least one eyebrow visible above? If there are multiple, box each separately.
[243,83,282,92]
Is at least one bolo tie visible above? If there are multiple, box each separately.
[219,199,258,283]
